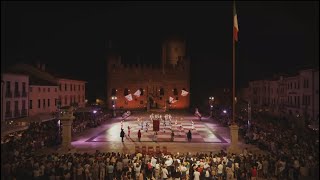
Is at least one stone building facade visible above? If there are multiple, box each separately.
[107,38,190,110]
[241,68,319,123]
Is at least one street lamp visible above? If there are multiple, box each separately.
[111,96,117,117]
[209,96,214,118]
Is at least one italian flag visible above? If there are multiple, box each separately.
[233,2,239,42]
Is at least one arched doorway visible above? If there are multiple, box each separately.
[148,96,154,109]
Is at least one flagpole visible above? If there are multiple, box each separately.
[228,0,240,153]
[232,1,236,125]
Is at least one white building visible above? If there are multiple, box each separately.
[244,68,319,123]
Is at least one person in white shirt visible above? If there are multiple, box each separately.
[162,166,169,179]
[217,163,224,179]
[193,168,200,180]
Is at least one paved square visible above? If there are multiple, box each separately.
[86,114,228,143]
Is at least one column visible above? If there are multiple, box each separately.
[60,111,75,151]
[228,124,240,153]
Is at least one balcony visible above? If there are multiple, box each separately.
[5,91,12,98]
[14,110,20,117]
[22,91,27,97]
[21,109,27,116]
[14,91,20,98]
[5,111,12,118]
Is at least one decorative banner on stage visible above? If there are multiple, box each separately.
[153,120,160,131]
[125,94,133,101]
[181,90,189,96]
[169,96,177,104]
[133,89,141,97]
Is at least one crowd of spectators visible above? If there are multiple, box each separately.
[1,109,319,180]
[2,146,319,180]
[1,112,111,175]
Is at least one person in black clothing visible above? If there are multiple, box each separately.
[187,130,192,142]
[120,129,125,142]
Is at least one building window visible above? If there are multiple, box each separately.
[30,100,33,109]
[140,101,143,105]
[55,88,57,92]
[6,101,11,112]
[82,85,84,91]
[22,82,26,92]
[112,88,117,96]
[48,88,50,92]
[22,99,25,107]
[59,84,62,91]
[14,101,18,115]
[173,88,178,96]
[74,85,75,91]
[65,84,67,91]
[48,99,50,107]
[78,85,80,91]
[43,99,45,108]
[6,81,11,92]
[65,96,68,105]
[14,82,18,92]
[70,96,72,105]
[38,99,41,108]
[78,95,80,103]
[55,99,57,106]
[29,87,32,92]
[70,84,72,91]
[160,88,164,96]
[124,88,129,96]
[37,87,40,92]
[83,96,85,102]
[159,97,162,100]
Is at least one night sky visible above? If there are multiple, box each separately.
[2,1,319,102]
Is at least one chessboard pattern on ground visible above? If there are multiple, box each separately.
[86,119,228,143]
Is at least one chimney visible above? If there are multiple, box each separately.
[41,64,46,71]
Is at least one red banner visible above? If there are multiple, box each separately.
[153,120,160,131]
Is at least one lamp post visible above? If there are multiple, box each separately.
[209,96,214,118]
[111,96,117,117]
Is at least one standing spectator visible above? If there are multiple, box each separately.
[107,163,114,180]
[251,166,257,180]
[99,161,106,180]
[162,165,169,180]
[194,168,200,180]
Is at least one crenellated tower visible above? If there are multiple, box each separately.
[107,37,190,111]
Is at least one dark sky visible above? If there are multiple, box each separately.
[2,1,319,101]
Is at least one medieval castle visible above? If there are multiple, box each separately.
[106,37,190,110]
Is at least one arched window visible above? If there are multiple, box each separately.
[160,88,164,96]
[140,88,144,96]
[173,88,178,96]
[111,88,116,96]
[124,88,129,96]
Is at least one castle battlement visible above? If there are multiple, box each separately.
[106,37,190,110]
